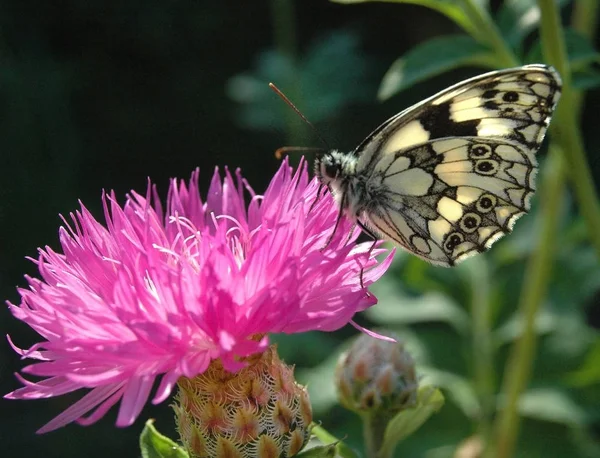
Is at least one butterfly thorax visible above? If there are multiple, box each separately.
[316,150,357,179]
[316,150,386,218]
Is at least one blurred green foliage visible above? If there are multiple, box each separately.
[270,0,600,457]
[1,0,600,458]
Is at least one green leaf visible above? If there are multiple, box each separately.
[331,0,477,36]
[367,275,471,335]
[493,308,558,347]
[380,386,445,453]
[295,443,338,457]
[572,68,600,90]
[565,31,600,69]
[227,30,374,131]
[140,420,189,458]
[518,388,587,426]
[526,28,600,70]
[496,0,540,50]
[378,35,493,100]
[419,367,480,419]
[309,424,361,458]
[567,339,600,386]
[496,0,570,51]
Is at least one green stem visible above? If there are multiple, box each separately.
[491,1,600,455]
[538,0,570,83]
[570,0,599,113]
[466,258,495,446]
[363,412,395,458]
[571,0,599,41]
[538,0,600,260]
[492,145,566,458]
[461,0,519,67]
[551,103,600,256]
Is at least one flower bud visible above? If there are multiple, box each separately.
[335,333,418,415]
[173,346,312,458]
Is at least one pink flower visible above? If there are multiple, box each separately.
[5,159,393,433]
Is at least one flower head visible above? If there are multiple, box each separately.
[6,159,392,433]
[335,332,417,414]
[174,346,312,458]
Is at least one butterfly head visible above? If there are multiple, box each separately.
[315,150,357,186]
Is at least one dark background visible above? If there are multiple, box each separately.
[1,1,599,457]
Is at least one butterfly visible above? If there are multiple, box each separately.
[314,64,562,266]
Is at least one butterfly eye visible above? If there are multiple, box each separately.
[323,162,340,179]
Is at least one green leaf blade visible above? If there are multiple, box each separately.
[518,388,587,427]
[496,0,540,50]
[309,424,361,458]
[378,35,493,100]
[140,420,189,458]
[526,27,600,69]
[330,0,477,35]
[380,386,445,454]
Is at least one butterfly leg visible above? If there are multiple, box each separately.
[308,183,326,214]
[320,191,347,251]
[357,238,378,290]
[357,220,378,241]
[344,224,359,245]
[356,221,379,290]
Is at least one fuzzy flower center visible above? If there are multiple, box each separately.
[156,211,252,273]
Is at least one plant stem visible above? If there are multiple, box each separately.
[364,412,394,458]
[461,0,519,67]
[552,103,600,255]
[491,144,566,458]
[571,0,599,113]
[538,0,600,259]
[571,0,599,41]
[538,0,571,84]
[491,1,600,455]
[466,258,495,446]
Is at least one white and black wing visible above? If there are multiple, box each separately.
[354,64,561,266]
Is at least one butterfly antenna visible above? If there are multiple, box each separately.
[269,83,330,150]
[274,146,325,160]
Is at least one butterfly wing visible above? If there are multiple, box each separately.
[365,137,535,265]
[354,64,561,266]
